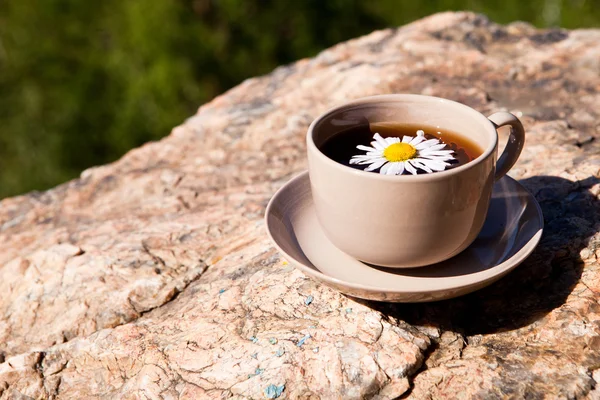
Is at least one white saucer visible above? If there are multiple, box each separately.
[265,171,543,302]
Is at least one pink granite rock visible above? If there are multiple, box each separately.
[0,11,599,399]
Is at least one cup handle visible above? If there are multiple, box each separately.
[487,112,525,181]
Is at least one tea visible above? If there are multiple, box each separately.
[320,122,482,174]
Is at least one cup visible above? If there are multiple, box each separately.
[306,94,525,268]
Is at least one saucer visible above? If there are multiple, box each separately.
[265,171,543,302]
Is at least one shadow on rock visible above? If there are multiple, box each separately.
[360,175,599,336]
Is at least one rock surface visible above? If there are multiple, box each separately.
[1,12,600,399]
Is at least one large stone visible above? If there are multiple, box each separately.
[1,11,599,399]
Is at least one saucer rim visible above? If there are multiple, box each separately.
[265,171,544,295]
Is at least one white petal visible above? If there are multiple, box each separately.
[385,136,401,145]
[350,155,379,161]
[356,145,377,152]
[419,152,454,158]
[380,162,393,175]
[350,155,381,164]
[417,153,454,159]
[418,149,454,156]
[409,135,427,146]
[373,133,388,148]
[416,130,425,136]
[411,160,433,173]
[356,158,384,165]
[419,143,448,152]
[395,162,405,175]
[359,156,387,164]
[364,160,387,172]
[402,136,412,143]
[419,155,455,162]
[405,161,418,175]
[415,139,440,150]
[426,162,448,172]
[371,141,385,151]
[387,162,399,175]
[352,153,380,158]
[418,156,453,162]
[416,158,448,171]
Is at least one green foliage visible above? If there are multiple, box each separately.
[0,0,598,198]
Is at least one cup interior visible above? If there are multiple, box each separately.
[311,95,496,160]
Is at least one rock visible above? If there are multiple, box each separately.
[0,11,599,399]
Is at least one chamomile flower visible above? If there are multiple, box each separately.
[349,130,455,175]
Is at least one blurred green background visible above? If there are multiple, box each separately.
[1,0,599,199]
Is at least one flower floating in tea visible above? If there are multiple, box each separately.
[349,131,455,175]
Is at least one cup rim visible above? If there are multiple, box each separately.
[307,94,498,182]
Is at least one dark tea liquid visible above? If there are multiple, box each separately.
[320,122,483,173]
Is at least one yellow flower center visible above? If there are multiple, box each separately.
[383,143,417,162]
